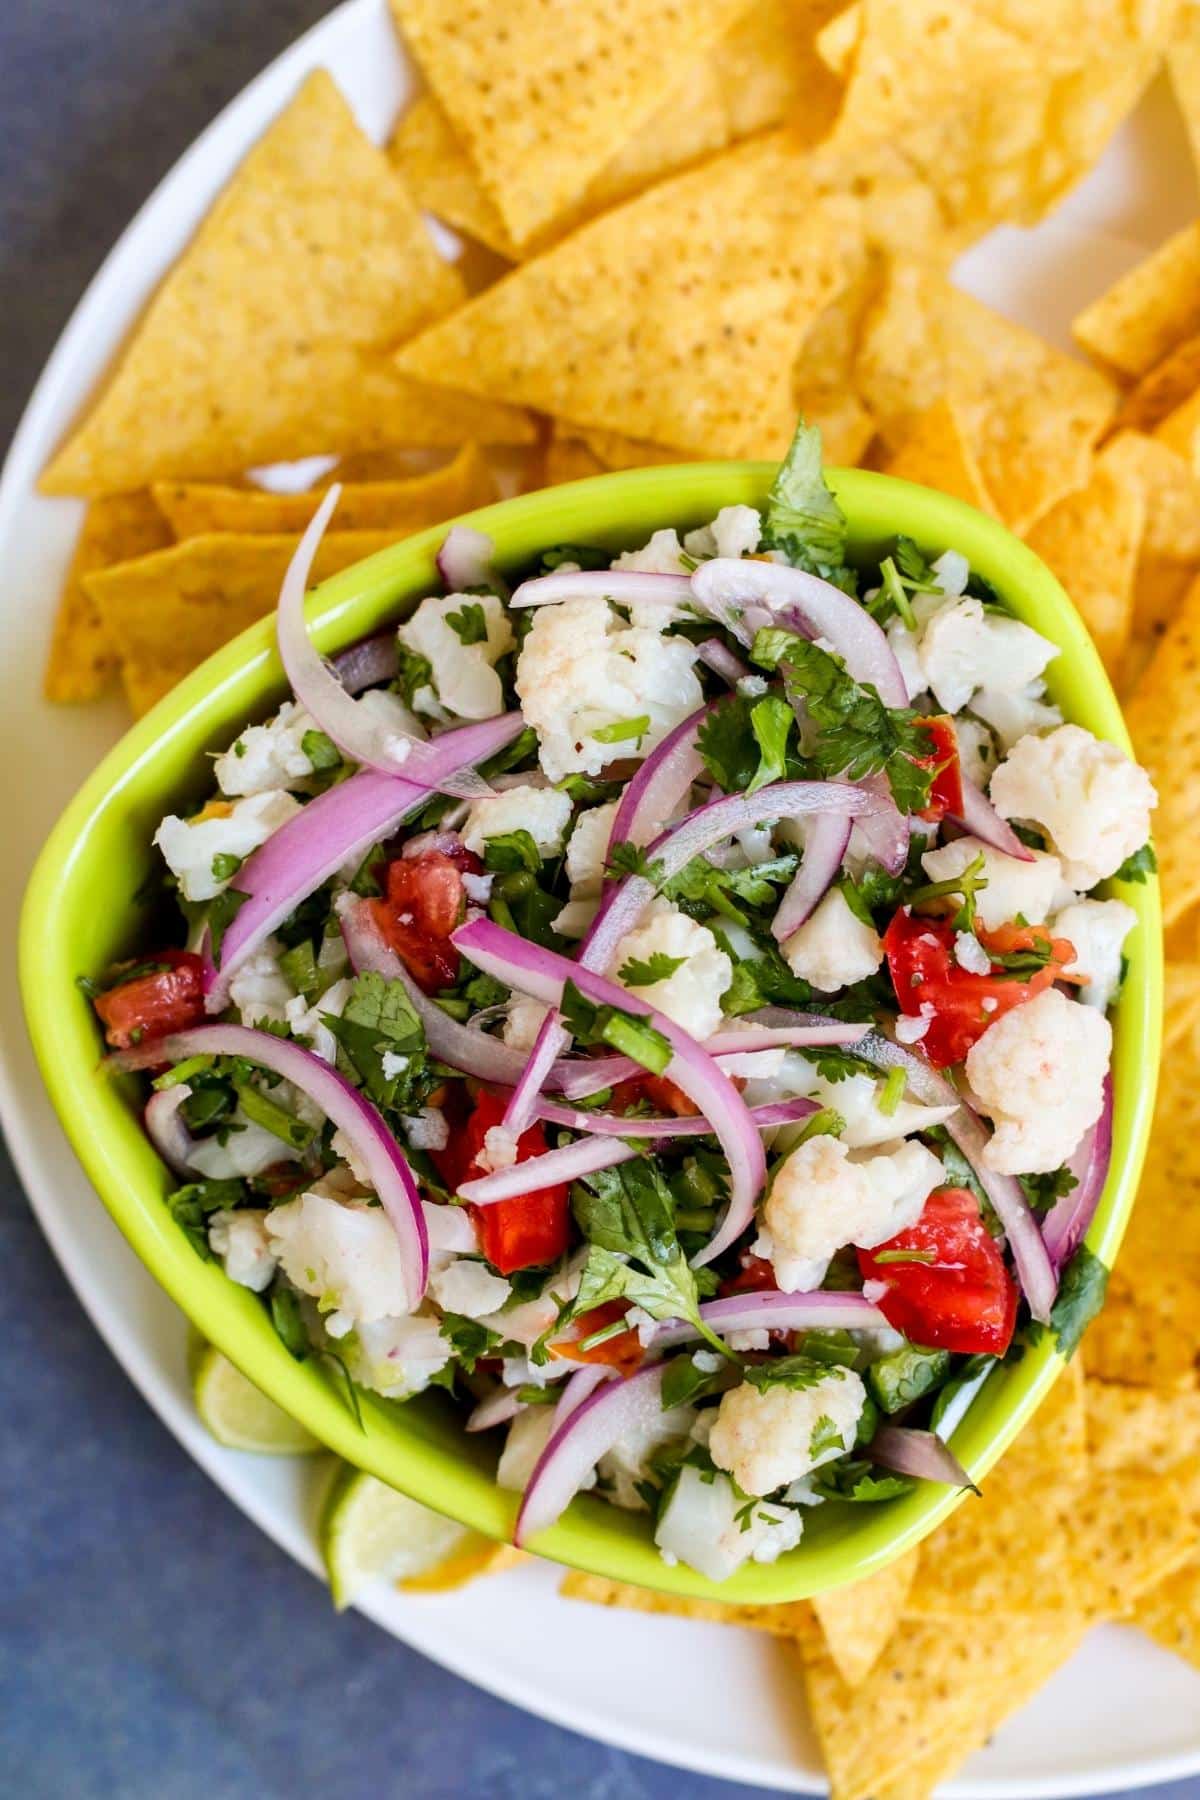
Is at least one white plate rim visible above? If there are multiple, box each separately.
[3,3,1200,1791]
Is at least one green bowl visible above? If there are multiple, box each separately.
[20,465,1162,1602]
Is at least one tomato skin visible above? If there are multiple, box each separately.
[370,849,478,994]
[458,1089,572,1275]
[93,950,206,1049]
[915,714,965,823]
[883,909,1078,1069]
[857,1186,1018,1356]
[718,1254,777,1297]
[609,1071,699,1118]
[549,1300,643,1374]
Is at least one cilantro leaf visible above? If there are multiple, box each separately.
[810,1459,916,1503]
[300,728,342,772]
[560,978,672,1074]
[270,1286,310,1359]
[207,887,250,964]
[1113,843,1157,884]
[743,1355,846,1394]
[1018,1165,1078,1215]
[482,829,542,874]
[394,643,434,709]
[322,972,426,1109]
[695,691,795,795]
[750,630,935,814]
[439,1311,500,1373]
[1048,1245,1109,1360]
[760,418,856,593]
[747,695,794,795]
[446,601,489,645]
[618,951,687,987]
[809,1413,844,1460]
[536,544,611,574]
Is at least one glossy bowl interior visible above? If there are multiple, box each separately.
[20,465,1162,1602]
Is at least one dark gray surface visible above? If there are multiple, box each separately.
[2,3,1198,1796]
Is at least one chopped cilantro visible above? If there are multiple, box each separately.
[536,544,611,574]
[617,951,687,987]
[233,1080,316,1151]
[907,853,989,934]
[694,690,795,794]
[439,1311,500,1373]
[445,600,489,645]
[1018,1164,1078,1216]
[210,851,244,882]
[743,1355,844,1394]
[811,1459,916,1503]
[560,979,672,1074]
[1113,843,1157,884]
[166,1177,245,1257]
[207,887,250,964]
[809,1413,844,1461]
[301,728,342,772]
[592,714,651,744]
[760,419,857,594]
[322,971,426,1110]
[482,829,542,874]
[269,1286,310,1359]
[1047,1244,1109,1360]
[394,643,434,709]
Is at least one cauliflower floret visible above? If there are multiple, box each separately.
[155,790,301,903]
[403,1106,449,1152]
[423,1199,479,1267]
[462,784,572,858]
[497,1407,557,1492]
[971,683,1061,751]
[781,887,882,993]
[710,1366,867,1497]
[916,596,1057,714]
[747,1056,957,1151]
[954,716,997,790]
[207,1208,277,1291]
[227,940,295,1027]
[503,995,549,1052]
[931,549,969,596]
[886,617,926,702]
[613,902,731,1040]
[286,974,353,1064]
[965,987,1111,1174]
[653,1464,804,1581]
[515,596,703,782]
[397,591,514,721]
[265,1190,415,1330]
[612,527,689,576]
[1053,898,1137,1011]
[755,1135,942,1291]
[348,1308,452,1399]
[427,1258,512,1318]
[989,724,1157,889]
[214,700,320,797]
[597,1401,696,1511]
[683,504,762,563]
[565,800,620,898]
[919,835,1067,930]
[188,1114,304,1181]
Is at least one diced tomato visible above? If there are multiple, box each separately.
[883,909,1078,1069]
[549,1300,643,1375]
[857,1185,1018,1356]
[370,849,479,994]
[93,949,206,1049]
[718,1253,777,1297]
[609,1071,700,1118]
[914,714,964,823]
[459,1089,572,1275]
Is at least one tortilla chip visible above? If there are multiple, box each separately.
[152,444,494,538]
[791,258,879,467]
[1119,333,1200,435]
[389,95,516,260]
[397,135,862,460]
[41,72,530,498]
[883,398,998,514]
[558,1571,817,1642]
[389,0,749,251]
[1086,1379,1200,1476]
[1155,382,1200,469]
[720,0,847,144]
[399,1540,524,1591]
[542,436,608,485]
[86,530,396,716]
[1127,571,1200,922]
[1024,446,1146,673]
[811,1548,919,1688]
[1084,1275,1200,1392]
[1073,221,1200,379]
[578,426,699,470]
[1135,1554,1200,1670]
[1166,960,1200,1050]
[1167,0,1200,179]
[43,492,173,702]
[800,1613,1087,1800]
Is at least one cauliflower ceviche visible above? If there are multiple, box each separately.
[88,425,1156,1584]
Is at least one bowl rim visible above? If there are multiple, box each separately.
[19,462,1162,1603]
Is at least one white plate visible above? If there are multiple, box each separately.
[3,3,1199,1790]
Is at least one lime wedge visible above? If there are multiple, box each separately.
[191,1339,320,1455]
[320,1462,486,1609]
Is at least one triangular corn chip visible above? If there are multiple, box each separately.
[389,0,749,251]
[558,1570,818,1641]
[883,398,998,514]
[1135,1554,1200,1670]
[1024,444,1146,673]
[1127,569,1200,922]
[43,492,172,702]
[1119,333,1200,435]
[397,135,862,460]
[86,529,397,716]
[1167,0,1200,179]
[41,72,530,497]
[811,1548,920,1689]
[1073,221,1200,379]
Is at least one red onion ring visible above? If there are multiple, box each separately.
[1042,1074,1113,1272]
[330,630,399,695]
[868,1424,976,1490]
[110,1023,428,1309]
[850,774,910,875]
[509,569,694,610]
[514,1363,665,1545]
[653,1288,891,1347]
[276,490,495,800]
[460,1135,636,1204]
[202,712,525,1012]
[696,638,752,687]
[950,779,1035,863]
[452,918,766,1266]
[143,1085,199,1176]
[466,1387,526,1433]
[533,1096,819,1138]
[771,812,852,941]
[690,559,909,708]
[549,1364,615,1431]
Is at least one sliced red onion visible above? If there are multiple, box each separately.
[850,1030,963,1109]
[697,638,752,687]
[514,1363,665,1546]
[202,712,524,1011]
[549,1364,615,1431]
[944,1107,1058,1325]
[437,524,501,595]
[144,1085,199,1176]
[466,1387,526,1433]
[277,490,493,800]
[653,1288,890,1348]
[950,779,1034,863]
[690,559,909,708]
[1042,1074,1113,1271]
[868,1424,976,1490]
[533,1096,818,1138]
[111,1023,427,1309]
[772,813,852,941]
[552,1026,865,1101]
[459,1135,636,1204]
[610,701,713,851]
[509,569,694,611]
[452,918,766,1266]
[331,630,399,695]
[851,774,910,875]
